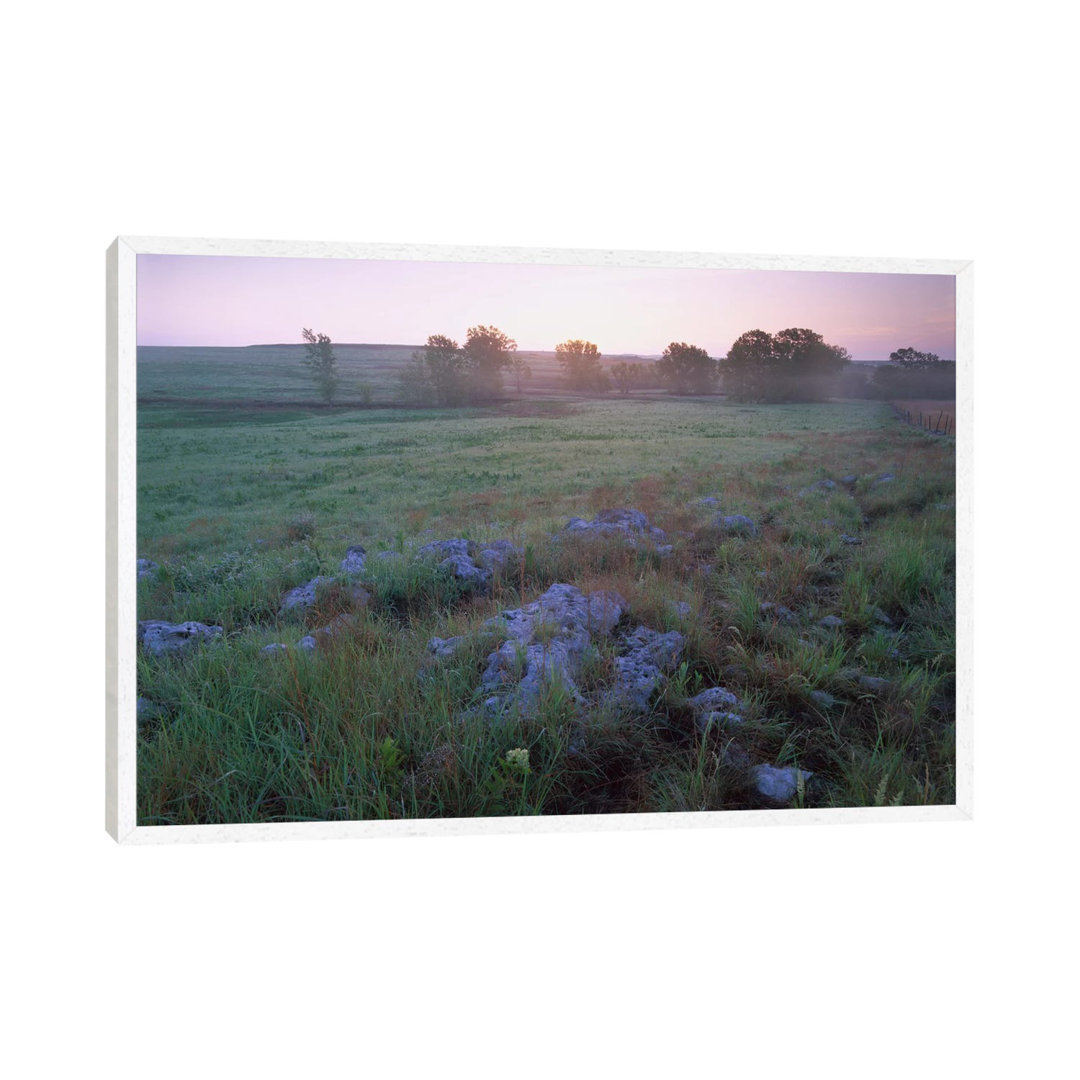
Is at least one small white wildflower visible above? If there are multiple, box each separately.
[505,748,530,774]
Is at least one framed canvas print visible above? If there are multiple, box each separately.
[106,237,971,843]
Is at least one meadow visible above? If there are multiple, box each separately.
[136,349,956,825]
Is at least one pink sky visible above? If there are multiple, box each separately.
[137,254,955,361]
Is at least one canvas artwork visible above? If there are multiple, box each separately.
[107,239,968,841]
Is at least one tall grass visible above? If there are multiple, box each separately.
[136,398,956,824]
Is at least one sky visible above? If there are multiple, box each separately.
[137,254,956,361]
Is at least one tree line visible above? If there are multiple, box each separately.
[302,326,953,405]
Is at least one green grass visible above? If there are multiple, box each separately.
[135,392,955,825]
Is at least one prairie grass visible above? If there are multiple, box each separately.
[136,396,955,825]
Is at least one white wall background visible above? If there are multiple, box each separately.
[3,1,1075,1076]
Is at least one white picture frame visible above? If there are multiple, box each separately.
[106,236,972,844]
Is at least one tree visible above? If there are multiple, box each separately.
[555,339,607,391]
[410,333,467,405]
[610,360,641,395]
[301,328,338,404]
[509,355,533,395]
[463,324,517,401]
[872,347,955,399]
[723,328,849,402]
[889,346,943,367]
[655,341,716,395]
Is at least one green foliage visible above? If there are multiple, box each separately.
[301,328,339,405]
[655,341,716,395]
[871,358,956,399]
[400,334,468,406]
[463,324,517,401]
[723,327,850,402]
[555,339,608,391]
[609,360,647,395]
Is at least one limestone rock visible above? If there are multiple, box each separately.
[609,626,685,711]
[687,686,743,731]
[137,559,159,581]
[446,584,627,716]
[857,675,891,693]
[138,620,223,656]
[716,513,758,536]
[561,507,669,548]
[753,764,812,802]
[415,537,521,589]
[279,576,333,616]
[339,545,367,575]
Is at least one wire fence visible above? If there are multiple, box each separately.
[898,406,954,436]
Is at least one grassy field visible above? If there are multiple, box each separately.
[138,343,657,404]
[892,399,957,434]
[136,369,956,826]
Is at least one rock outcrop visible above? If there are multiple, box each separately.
[339,545,367,575]
[687,686,744,731]
[415,537,523,590]
[752,764,813,803]
[474,584,625,713]
[560,508,671,554]
[279,576,334,616]
[715,513,758,537]
[138,620,223,656]
[609,627,685,711]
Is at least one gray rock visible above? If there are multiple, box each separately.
[874,473,895,485]
[416,538,490,589]
[695,496,720,509]
[474,539,523,574]
[840,534,862,545]
[841,475,858,486]
[872,607,894,626]
[376,550,403,561]
[136,559,159,581]
[688,687,740,713]
[753,764,812,802]
[857,675,891,693]
[448,583,627,717]
[687,686,743,731]
[279,576,333,615]
[298,636,317,652]
[484,582,625,643]
[716,513,758,536]
[698,711,744,731]
[138,620,223,656]
[817,615,845,630]
[808,690,839,709]
[428,635,469,659]
[561,507,669,547]
[669,600,692,619]
[610,626,686,711]
[260,643,290,656]
[416,537,521,589]
[339,545,367,575]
